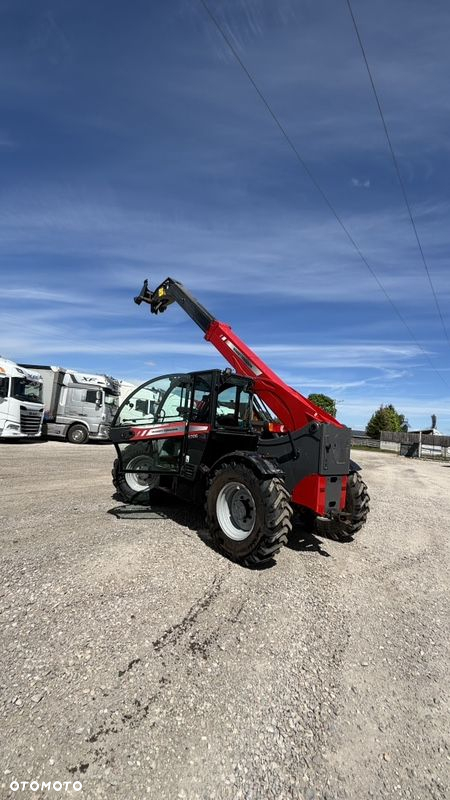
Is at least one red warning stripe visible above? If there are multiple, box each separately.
[129,422,211,441]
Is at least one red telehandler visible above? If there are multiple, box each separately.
[110,278,369,566]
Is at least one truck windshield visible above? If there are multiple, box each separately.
[105,393,119,407]
[11,378,43,404]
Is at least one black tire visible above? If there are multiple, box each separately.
[318,471,370,542]
[112,443,160,505]
[67,424,89,444]
[205,461,292,567]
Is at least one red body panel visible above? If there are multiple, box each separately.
[339,475,348,510]
[292,474,347,514]
[130,422,211,441]
[292,474,328,515]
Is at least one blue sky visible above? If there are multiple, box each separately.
[1,0,449,431]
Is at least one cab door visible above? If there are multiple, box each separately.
[181,374,259,481]
[111,373,192,477]
[180,373,215,479]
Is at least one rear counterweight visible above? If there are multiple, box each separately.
[257,422,351,515]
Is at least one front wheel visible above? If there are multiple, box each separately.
[206,461,292,567]
[112,443,160,504]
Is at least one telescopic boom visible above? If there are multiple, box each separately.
[134,277,343,431]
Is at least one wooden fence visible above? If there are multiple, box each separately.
[381,431,450,447]
[380,430,450,460]
[351,436,380,449]
[351,431,450,459]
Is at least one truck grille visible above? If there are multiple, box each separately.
[20,407,42,436]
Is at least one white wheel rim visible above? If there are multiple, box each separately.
[124,455,158,493]
[216,482,256,541]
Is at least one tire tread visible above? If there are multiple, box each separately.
[322,472,370,542]
[206,461,292,567]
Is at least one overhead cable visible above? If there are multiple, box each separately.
[345,0,450,346]
[198,0,449,389]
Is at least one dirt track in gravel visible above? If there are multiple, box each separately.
[0,443,449,799]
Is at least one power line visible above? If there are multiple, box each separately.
[197,0,449,389]
[345,0,450,346]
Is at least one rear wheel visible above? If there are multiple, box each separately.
[112,443,160,504]
[206,461,292,566]
[318,471,370,541]
[67,424,89,444]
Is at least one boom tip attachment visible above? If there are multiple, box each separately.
[134,279,150,306]
[134,278,173,314]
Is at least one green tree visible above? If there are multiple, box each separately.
[366,404,409,438]
[308,393,337,417]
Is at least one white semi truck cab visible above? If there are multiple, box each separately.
[19,365,120,444]
[0,357,44,438]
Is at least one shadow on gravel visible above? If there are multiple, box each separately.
[286,521,332,557]
[108,495,334,566]
[108,493,276,570]
[108,491,199,524]
[0,439,43,445]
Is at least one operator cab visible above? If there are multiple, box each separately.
[109,369,279,500]
[111,369,276,435]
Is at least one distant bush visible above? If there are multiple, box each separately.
[366,404,408,438]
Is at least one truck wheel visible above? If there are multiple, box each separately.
[67,424,89,444]
[112,443,160,505]
[319,472,370,542]
[206,461,292,566]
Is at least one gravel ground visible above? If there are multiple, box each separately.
[0,441,449,800]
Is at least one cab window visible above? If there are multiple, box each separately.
[190,375,213,422]
[159,381,191,421]
[216,385,252,428]
[117,376,190,426]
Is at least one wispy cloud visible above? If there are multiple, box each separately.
[1,192,449,309]
[351,177,371,188]
[287,367,408,392]
[2,288,88,304]
[0,304,425,367]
